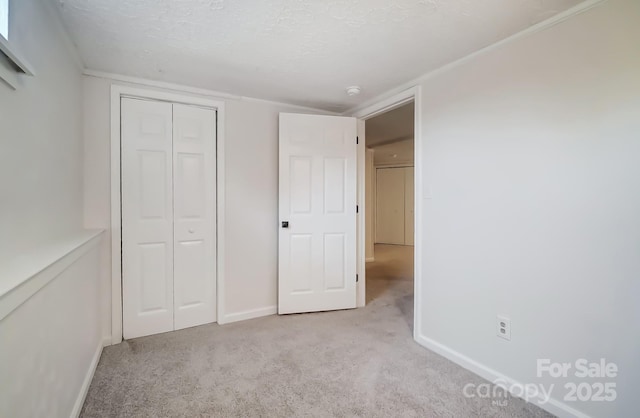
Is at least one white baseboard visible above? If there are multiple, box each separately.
[70,341,103,418]
[414,334,591,418]
[222,305,277,324]
[366,257,375,263]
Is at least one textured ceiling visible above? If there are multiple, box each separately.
[54,0,582,111]
[366,102,414,147]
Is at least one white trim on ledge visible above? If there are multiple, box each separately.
[0,230,104,321]
[0,59,18,89]
[0,35,35,76]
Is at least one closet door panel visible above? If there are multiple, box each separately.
[375,168,405,245]
[173,104,217,330]
[121,98,174,339]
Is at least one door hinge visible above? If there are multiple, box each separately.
[356,205,359,213]
[356,274,359,283]
[356,136,359,145]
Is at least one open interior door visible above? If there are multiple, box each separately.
[278,113,358,314]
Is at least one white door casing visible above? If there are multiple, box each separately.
[121,98,174,339]
[173,104,217,330]
[351,86,421,341]
[278,113,358,314]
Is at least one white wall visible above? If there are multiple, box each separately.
[0,0,103,416]
[83,75,332,333]
[0,0,84,257]
[223,99,290,316]
[416,1,639,417]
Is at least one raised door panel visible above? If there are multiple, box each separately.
[172,104,217,330]
[279,113,357,314]
[121,98,174,339]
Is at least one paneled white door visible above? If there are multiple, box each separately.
[173,104,217,331]
[122,98,174,339]
[122,98,217,339]
[278,113,358,314]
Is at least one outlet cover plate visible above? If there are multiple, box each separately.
[497,315,511,341]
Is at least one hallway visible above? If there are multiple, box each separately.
[366,244,415,329]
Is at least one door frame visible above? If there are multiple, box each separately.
[110,85,226,344]
[352,86,422,340]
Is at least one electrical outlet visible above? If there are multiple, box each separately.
[497,315,511,341]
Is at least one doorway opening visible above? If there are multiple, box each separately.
[364,101,415,329]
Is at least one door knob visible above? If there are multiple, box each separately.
[189,228,195,233]
[281,221,289,228]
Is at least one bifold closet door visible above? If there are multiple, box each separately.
[375,167,414,246]
[172,104,217,331]
[122,98,174,339]
[375,168,405,245]
[122,98,217,340]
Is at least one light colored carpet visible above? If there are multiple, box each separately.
[81,245,552,417]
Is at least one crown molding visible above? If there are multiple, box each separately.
[84,69,241,99]
[83,69,338,114]
[344,0,608,116]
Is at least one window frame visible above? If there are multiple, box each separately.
[0,0,8,40]
[0,0,35,89]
